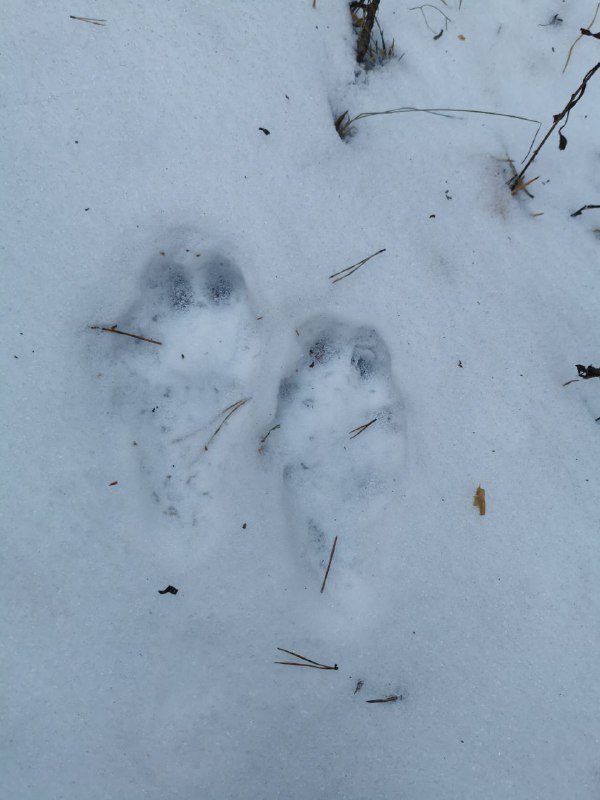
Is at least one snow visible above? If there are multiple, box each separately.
[2,1,600,798]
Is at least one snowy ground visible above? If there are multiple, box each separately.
[3,1,600,798]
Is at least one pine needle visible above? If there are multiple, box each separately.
[204,398,249,451]
[89,325,162,345]
[320,536,338,593]
[329,249,386,283]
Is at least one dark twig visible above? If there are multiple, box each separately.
[349,418,377,439]
[329,249,386,283]
[571,204,600,217]
[204,398,249,451]
[351,0,381,63]
[366,695,401,703]
[70,15,106,25]
[320,536,338,594]
[275,647,338,670]
[90,325,162,345]
[512,62,600,189]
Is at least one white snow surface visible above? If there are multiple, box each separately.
[3,1,600,798]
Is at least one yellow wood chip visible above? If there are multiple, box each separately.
[473,485,486,515]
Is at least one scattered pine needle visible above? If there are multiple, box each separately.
[473,485,486,516]
[90,325,162,345]
[320,536,338,594]
[563,2,600,73]
[366,695,401,703]
[204,398,249,451]
[70,15,106,25]
[349,418,377,439]
[274,647,338,670]
[329,248,386,283]
[530,212,544,217]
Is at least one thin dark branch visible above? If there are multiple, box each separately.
[320,536,338,593]
[513,62,600,188]
[90,325,162,345]
[571,204,600,217]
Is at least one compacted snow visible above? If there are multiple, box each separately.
[3,1,600,798]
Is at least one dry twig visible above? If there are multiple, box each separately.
[512,62,600,189]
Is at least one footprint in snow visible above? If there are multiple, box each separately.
[265,316,405,593]
[113,242,259,522]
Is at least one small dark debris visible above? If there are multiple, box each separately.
[14,355,18,359]
[258,127,271,135]
[181,354,185,359]
[366,695,402,704]
[152,406,158,412]
[433,29,443,40]
[429,214,436,218]
[570,204,600,218]
[445,190,452,200]
[308,361,315,368]
[84,207,90,211]
[354,680,364,695]
[158,585,178,595]
[581,27,600,39]
[285,94,290,100]
[576,364,600,379]
[242,522,247,529]
[539,14,563,26]
[109,481,118,486]
[458,360,463,368]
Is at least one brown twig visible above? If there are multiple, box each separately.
[351,0,381,63]
[512,62,600,189]
[70,15,106,25]
[320,536,338,593]
[204,398,248,451]
[563,2,600,72]
[89,325,162,345]
[329,249,386,283]
[349,418,377,439]
[274,647,338,670]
